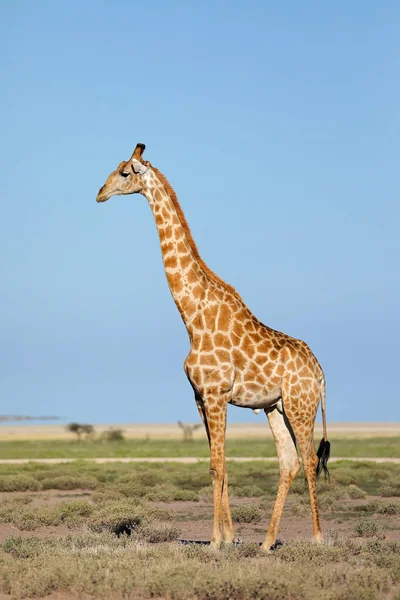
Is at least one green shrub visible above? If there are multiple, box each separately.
[380,475,400,497]
[348,484,368,499]
[87,500,171,537]
[0,474,41,492]
[275,540,348,565]
[145,484,198,502]
[91,489,124,504]
[2,536,47,558]
[231,485,265,498]
[88,501,145,535]
[231,504,262,523]
[41,475,98,490]
[140,522,181,542]
[58,501,94,525]
[358,500,400,515]
[355,519,380,538]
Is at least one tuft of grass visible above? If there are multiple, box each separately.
[380,474,400,497]
[231,485,265,498]
[41,475,98,490]
[358,500,400,515]
[145,483,199,502]
[355,518,380,538]
[0,474,41,492]
[87,500,172,538]
[0,499,95,531]
[231,504,263,524]
[140,522,181,543]
[348,484,368,499]
[275,539,350,565]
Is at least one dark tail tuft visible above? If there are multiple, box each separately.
[316,439,331,481]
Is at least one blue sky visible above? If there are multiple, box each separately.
[1,1,399,424]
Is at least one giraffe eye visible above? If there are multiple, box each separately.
[120,172,130,178]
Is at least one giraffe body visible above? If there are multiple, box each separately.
[96,144,330,551]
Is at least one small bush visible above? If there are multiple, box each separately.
[380,475,400,497]
[0,474,41,492]
[11,506,62,530]
[58,501,94,526]
[140,522,181,543]
[359,500,400,515]
[355,519,380,538]
[88,501,144,535]
[2,536,46,558]
[145,484,199,502]
[231,504,262,523]
[41,475,98,490]
[231,485,265,498]
[91,489,124,504]
[348,484,368,499]
[87,500,171,537]
[275,540,348,565]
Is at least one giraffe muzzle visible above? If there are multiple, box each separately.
[96,186,109,203]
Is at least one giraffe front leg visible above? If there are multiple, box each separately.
[202,398,229,546]
[196,394,233,545]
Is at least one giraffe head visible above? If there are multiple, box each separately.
[96,143,149,202]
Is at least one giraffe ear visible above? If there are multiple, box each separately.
[131,158,149,175]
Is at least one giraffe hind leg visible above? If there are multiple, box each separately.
[260,406,300,552]
[282,382,324,543]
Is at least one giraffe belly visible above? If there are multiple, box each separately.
[229,386,282,410]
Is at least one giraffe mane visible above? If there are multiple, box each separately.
[151,166,239,297]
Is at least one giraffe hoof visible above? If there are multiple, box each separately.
[259,539,284,553]
[270,539,284,551]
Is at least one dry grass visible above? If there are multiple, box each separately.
[1,535,399,599]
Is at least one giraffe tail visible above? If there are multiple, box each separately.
[316,375,330,481]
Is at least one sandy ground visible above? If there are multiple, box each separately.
[0,422,399,441]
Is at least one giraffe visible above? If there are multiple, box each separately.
[96,143,331,551]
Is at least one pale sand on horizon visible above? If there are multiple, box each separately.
[0,422,399,441]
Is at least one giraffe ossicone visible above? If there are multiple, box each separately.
[96,143,331,550]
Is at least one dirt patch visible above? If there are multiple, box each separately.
[1,490,399,545]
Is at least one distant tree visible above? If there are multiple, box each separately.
[66,422,83,441]
[177,421,202,442]
[80,424,95,439]
[66,423,95,441]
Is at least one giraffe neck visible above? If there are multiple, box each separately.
[142,168,218,332]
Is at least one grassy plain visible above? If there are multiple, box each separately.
[0,436,399,459]
[0,460,399,599]
[0,425,399,598]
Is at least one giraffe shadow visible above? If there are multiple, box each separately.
[178,539,284,551]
